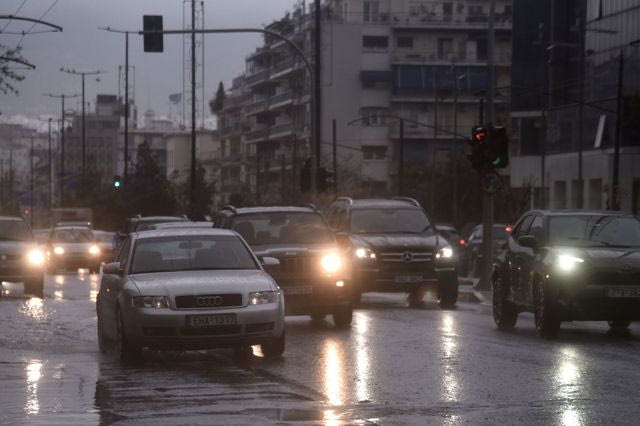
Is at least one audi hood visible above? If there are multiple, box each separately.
[128,270,278,298]
[349,233,441,252]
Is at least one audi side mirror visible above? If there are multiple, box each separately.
[103,262,123,275]
[518,235,538,251]
[261,257,280,267]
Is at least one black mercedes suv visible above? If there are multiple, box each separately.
[215,205,353,327]
[325,197,458,308]
[0,216,45,297]
[492,210,640,337]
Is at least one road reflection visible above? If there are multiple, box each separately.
[440,312,460,403]
[323,339,344,406]
[25,360,42,415]
[354,313,371,403]
[554,347,584,426]
[20,297,46,321]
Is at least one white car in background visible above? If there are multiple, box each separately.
[96,228,285,360]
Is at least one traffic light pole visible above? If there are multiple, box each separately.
[478,0,496,292]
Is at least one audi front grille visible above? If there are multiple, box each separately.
[174,294,243,309]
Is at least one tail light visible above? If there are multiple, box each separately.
[505,225,513,233]
[459,239,467,247]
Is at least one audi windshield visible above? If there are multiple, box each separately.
[0,220,34,242]
[130,235,259,274]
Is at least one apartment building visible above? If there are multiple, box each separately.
[218,0,512,209]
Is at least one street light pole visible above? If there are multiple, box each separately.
[399,118,404,195]
[48,118,52,211]
[30,136,34,225]
[612,51,624,210]
[190,0,197,216]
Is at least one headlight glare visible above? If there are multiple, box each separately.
[27,249,45,266]
[556,254,584,272]
[53,246,64,255]
[354,247,376,260]
[320,253,342,274]
[88,245,100,255]
[132,296,169,308]
[249,291,279,305]
[436,247,454,259]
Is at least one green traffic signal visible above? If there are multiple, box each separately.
[113,175,122,189]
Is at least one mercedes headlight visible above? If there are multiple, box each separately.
[556,254,584,272]
[88,245,101,256]
[132,296,169,309]
[53,246,64,255]
[435,246,454,259]
[249,291,279,305]
[320,253,342,274]
[354,247,376,260]
[27,249,45,266]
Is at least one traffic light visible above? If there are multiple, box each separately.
[317,167,335,193]
[468,125,509,170]
[468,125,489,171]
[490,126,509,169]
[113,175,122,189]
[143,15,164,52]
[300,158,311,193]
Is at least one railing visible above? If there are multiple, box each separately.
[245,126,268,142]
[269,122,294,137]
[245,69,269,85]
[391,50,512,65]
[327,11,512,28]
[269,91,293,107]
[245,98,269,115]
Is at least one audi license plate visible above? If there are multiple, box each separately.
[187,314,237,327]
[606,287,640,298]
[282,286,313,295]
[395,275,423,284]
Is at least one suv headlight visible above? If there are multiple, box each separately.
[435,246,454,259]
[354,247,376,260]
[27,249,45,266]
[53,246,64,255]
[320,253,343,274]
[556,254,584,272]
[88,245,101,256]
[132,296,169,308]
[249,291,279,305]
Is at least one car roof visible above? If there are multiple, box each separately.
[345,198,422,209]
[133,228,238,239]
[225,206,319,215]
[0,216,26,222]
[135,216,187,222]
[537,209,630,217]
[151,221,213,229]
[52,226,93,231]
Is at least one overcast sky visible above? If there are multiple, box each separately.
[0,0,297,125]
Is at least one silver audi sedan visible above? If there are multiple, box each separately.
[96,228,285,360]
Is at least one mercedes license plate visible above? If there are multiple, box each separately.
[187,314,237,327]
[395,275,423,284]
[606,287,640,298]
[282,286,313,295]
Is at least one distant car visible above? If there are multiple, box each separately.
[325,197,458,308]
[93,230,116,264]
[56,221,92,229]
[113,216,190,252]
[492,210,640,337]
[0,216,45,297]
[96,228,285,360]
[33,229,51,246]
[464,224,511,277]
[216,205,353,327]
[47,226,102,274]
[436,223,466,275]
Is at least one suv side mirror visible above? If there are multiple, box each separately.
[518,235,538,251]
[334,231,349,245]
[103,262,123,275]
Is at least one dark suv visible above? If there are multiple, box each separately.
[0,216,45,297]
[326,197,458,308]
[114,215,189,252]
[492,210,640,337]
[215,205,353,327]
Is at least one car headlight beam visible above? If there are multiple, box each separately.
[354,247,376,260]
[436,246,454,259]
[27,249,45,266]
[249,291,279,305]
[88,245,101,255]
[53,246,64,255]
[320,253,342,274]
[556,254,584,272]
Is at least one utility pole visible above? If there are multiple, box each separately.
[398,118,405,194]
[30,137,34,225]
[612,51,624,211]
[478,0,496,291]
[190,0,197,216]
[48,118,52,211]
[125,32,130,184]
[577,17,585,208]
[44,93,79,206]
[60,68,104,181]
[312,0,322,197]
[431,92,439,209]
[452,63,459,225]
[255,152,261,204]
[332,119,337,195]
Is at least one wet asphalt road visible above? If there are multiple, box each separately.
[2,273,640,425]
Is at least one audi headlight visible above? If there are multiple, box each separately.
[132,296,169,309]
[249,291,279,305]
[27,249,45,266]
[354,247,376,260]
[53,246,64,255]
[436,246,454,259]
[556,254,584,272]
[320,253,342,274]
[88,245,101,256]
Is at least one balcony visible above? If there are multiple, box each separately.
[269,122,294,139]
[245,69,270,87]
[245,125,269,143]
[270,58,306,79]
[390,13,512,30]
[269,91,294,110]
[391,51,512,66]
[245,98,269,115]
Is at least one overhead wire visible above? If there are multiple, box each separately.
[16,0,59,48]
[1,0,28,33]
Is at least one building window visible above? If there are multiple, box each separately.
[397,36,413,48]
[442,2,453,20]
[588,179,602,209]
[363,36,388,49]
[476,39,487,60]
[553,181,567,209]
[363,0,379,23]
[360,107,388,125]
[437,38,453,59]
[362,145,387,160]
[468,5,483,16]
